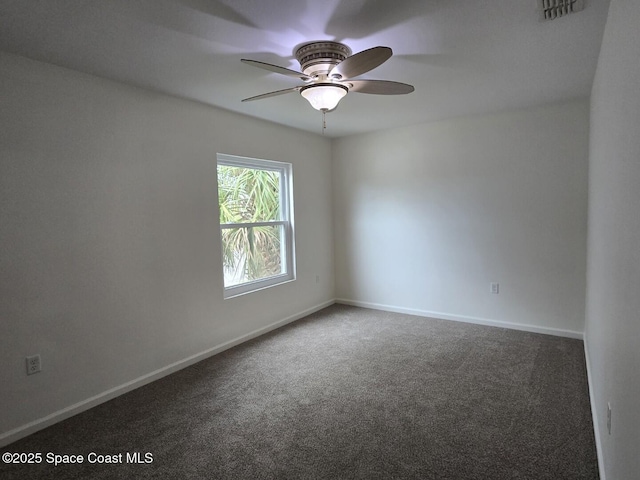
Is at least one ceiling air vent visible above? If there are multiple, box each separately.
[539,0,585,21]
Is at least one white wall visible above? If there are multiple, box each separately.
[0,52,334,443]
[585,0,640,478]
[333,100,589,336]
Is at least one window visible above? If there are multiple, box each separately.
[216,153,295,298]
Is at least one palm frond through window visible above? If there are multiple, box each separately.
[217,155,294,297]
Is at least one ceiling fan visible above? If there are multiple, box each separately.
[241,41,414,114]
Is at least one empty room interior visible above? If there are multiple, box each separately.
[1,1,639,479]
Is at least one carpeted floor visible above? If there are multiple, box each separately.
[1,304,598,479]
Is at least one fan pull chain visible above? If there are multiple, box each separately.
[322,109,326,135]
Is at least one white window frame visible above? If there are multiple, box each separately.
[216,153,295,298]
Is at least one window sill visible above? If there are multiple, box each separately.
[223,275,295,299]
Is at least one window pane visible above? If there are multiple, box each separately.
[221,225,284,287]
[217,165,281,223]
[216,153,294,297]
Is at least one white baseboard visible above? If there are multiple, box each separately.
[583,337,606,480]
[0,299,335,448]
[335,298,584,340]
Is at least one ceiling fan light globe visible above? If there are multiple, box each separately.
[300,84,348,111]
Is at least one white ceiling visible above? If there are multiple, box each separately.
[0,0,610,137]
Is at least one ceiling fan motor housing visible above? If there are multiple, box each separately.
[295,42,352,77]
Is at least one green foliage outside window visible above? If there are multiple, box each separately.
[217,165,283,285]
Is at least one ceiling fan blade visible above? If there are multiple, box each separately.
[330,46,392,80]
[241,87,301,102]
[346,80,414,95]
[241,59,311,81]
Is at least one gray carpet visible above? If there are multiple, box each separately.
[1,304,598,479]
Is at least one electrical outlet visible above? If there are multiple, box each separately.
[26,354,41,375]
[607,402,612,435]
[315,275,320,284]
[490,282,500,294]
